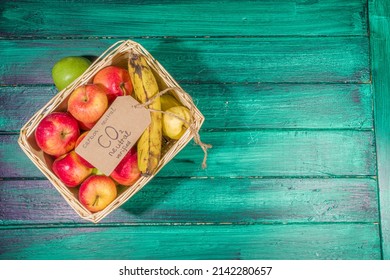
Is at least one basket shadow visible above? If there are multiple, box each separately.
[119,178,183,217]
[82,55,99,63]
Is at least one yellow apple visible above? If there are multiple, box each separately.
[160,94,182,111]
[162,106,191,140]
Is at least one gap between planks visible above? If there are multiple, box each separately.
[0,34,370,40]
[0,175,378,181]
[0,81,374,87]
[0,221,380,231]
[0,128,375,136]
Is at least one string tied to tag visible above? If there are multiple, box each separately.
[136,87,212,169]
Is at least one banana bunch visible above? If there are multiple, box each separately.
[128,53,162,176]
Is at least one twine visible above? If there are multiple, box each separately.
[136,86,212,169]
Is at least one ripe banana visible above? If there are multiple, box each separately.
[128,52,162,176]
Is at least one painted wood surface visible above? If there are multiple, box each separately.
[0,131,376,178]
[0,0,384,260]
[369,0,390,259]
[0,38,369,85]
[0,83,374,132]
[0,0,368,37]
[0,178,379,225]
[0,224,381,260]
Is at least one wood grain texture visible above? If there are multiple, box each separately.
[0,0,368,37]
[0,224,381,260]
[0,86,56,132]
[369,0,390,259]
[0,131,376,178]
[0,84,373,132]
[0,178,378,225]
[0,37,369,85]
[0,0,380,261]
[161,130,377,177]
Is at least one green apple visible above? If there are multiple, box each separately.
[52,56,92,90]
[162,106,192,140]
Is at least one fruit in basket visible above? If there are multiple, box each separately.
[75,131,94,168]
[52,151,93,187]
[110,147,140,186]
[75,130,89,147]
[35,112,80,157]
[160,94,182,111]
[78,120,96,131]
[128,53,162,176]
[68,84,109,124]
[162,106,191,140]
[93,66,133,103]
[79,175,117,212]
[52,56,92,91]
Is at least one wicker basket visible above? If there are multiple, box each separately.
[18,40,205,223]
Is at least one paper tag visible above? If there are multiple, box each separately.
[75,96,151,175]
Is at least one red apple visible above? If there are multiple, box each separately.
[110,147,140,186]
[35,112,80,157]
[79,175,117,212]
[75,131,94,168]
[52,150,93,187]
[68,84,108,124]
[78,120,96,131]
[93,66,133,102]
[75,130,89,147]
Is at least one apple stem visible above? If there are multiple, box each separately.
[120,83,127,96]
[60,130,69,139]
[92,196,100,207]
[82,86,89,102]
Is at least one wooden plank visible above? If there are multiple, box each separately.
[369,0,390,260]
[0,0,368,37]
[0,178,379,225]
[160,130,377,177]
[0,130,376,178]
[0,86,55,132]
[0,224,381,260]
[0,37,369,85]
[0,83,373,132]
[197,83,373,130]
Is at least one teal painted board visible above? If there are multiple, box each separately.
[0,37,369,85]
[369,0,390,259]
[161,130,376,177]
[0,83,373,132]
[0,86,56,132]
[0,131,376,178]
[0,224,381,260]
[0,178,379,225]
[196,83,373,130]
[0,0,380,261]
[0,0,368,37]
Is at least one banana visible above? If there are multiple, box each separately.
[128,52,162,176]
[160,94,182,111]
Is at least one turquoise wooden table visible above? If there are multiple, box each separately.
[0,0,389,260]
